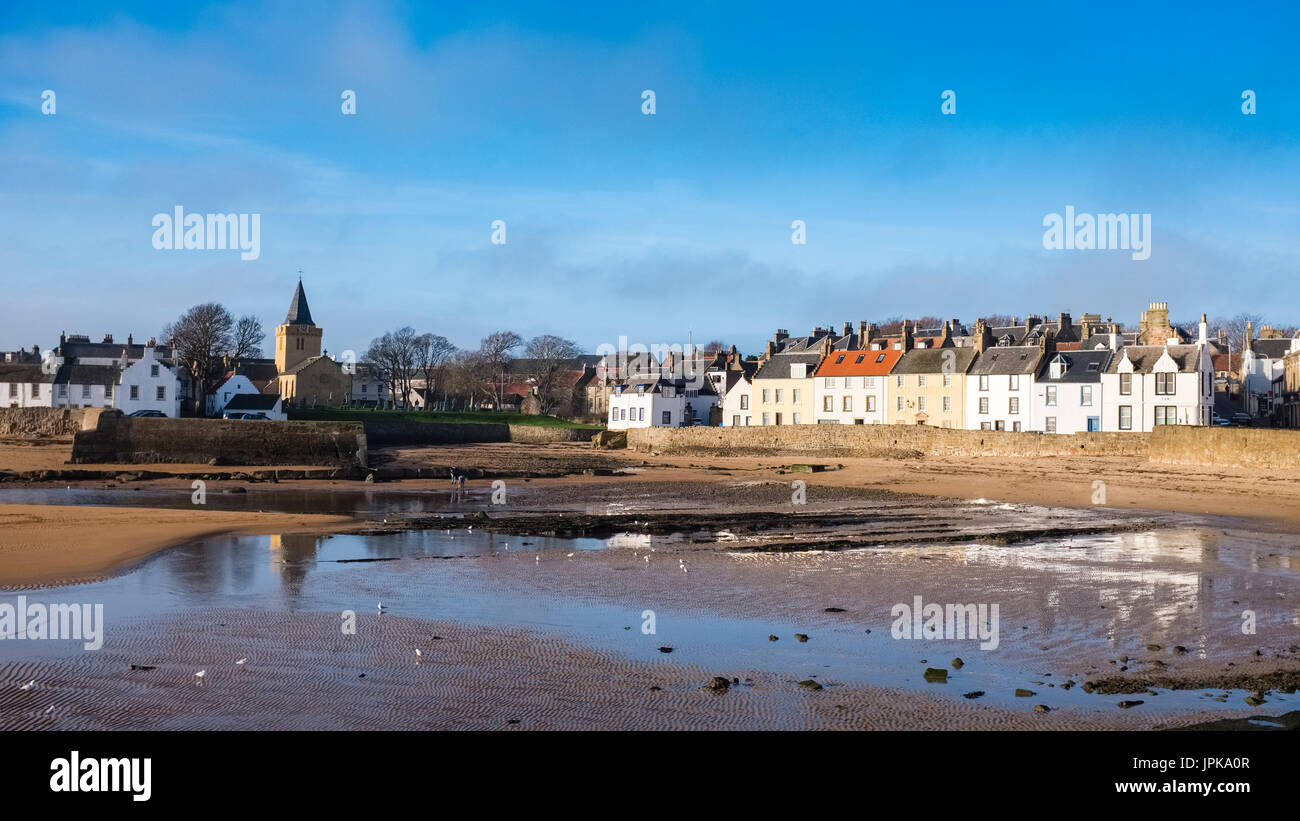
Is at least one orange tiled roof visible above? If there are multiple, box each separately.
[815,348,902,377]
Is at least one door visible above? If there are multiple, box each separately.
[1086,416,1100,432]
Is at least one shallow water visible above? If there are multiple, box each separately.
[2,520,1295,720]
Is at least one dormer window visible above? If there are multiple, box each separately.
[917,341,928,349]
[636,385,645,395]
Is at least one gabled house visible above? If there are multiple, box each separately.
[1032,349,1113,433]
[1100,316,1212,431]
[221,392,286,421]
[116,345,183,417]
[209,374,261,416]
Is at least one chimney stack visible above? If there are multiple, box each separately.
[1198,313,1208,346]
[974,319,994,353]
[902,320,915,353]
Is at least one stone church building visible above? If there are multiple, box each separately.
[273,280,349,407]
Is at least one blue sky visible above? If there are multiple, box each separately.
[1,0,1298,357]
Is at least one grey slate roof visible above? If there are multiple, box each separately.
[969,346,1044,375]
[0,363,46,383]
[53,363,120,386]
[753,352,825,380]
[892,346,976,375]
[1252,339,1293,360]
[285,280,315,326]
[224,393,281,411]
[1104,345,1202,373]
[1036,350,1113,383]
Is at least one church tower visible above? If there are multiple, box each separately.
[275,279,323,373]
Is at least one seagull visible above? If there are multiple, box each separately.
[566,552,575,558]
[467,526,474,533]
[414,648,423,662]
[194,670,206,681]
[535,555,540,563]
[235,658,247,666]
[644,555,649,563]
[377,602,386,613]
[20,680,34,690]
[43,705,55,716]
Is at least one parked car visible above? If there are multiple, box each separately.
[1211,414,1231,426]
[127,410,167,418]
[223,411,270,420]
[1230,412,1253,426]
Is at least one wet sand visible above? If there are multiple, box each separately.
[0,504,354,587]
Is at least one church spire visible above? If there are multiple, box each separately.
[285,278,314,326]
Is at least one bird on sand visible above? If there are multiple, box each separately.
[414,648,423,662]
[43,705,55,716]
[194,670,206,681]
[377,602,387,612]
[566,552,575,558]
[235,658,247,666]
[20,680,34,690]
[644,555,650,563]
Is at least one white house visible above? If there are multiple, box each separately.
[209,374,261,416]
[1030,349,1113,433]
[720,371,753,427]
[221,393,286,421]
[116,345,183,417]
[607,377,717,429]
[0,350,49,408]
[1101,342,1212,431]
[812,346,901,425]
[965,341,1047,432]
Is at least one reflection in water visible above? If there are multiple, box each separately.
[1,515,1296,716]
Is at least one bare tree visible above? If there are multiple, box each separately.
[414,333,456,410]
[1210,312,1265,350]
[163,303,235,416]
[232,315,265,360]
[479,330,522,409]
[365,327,420,409]
[523,334,581,414]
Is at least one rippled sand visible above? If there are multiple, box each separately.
[0,607,1255,731]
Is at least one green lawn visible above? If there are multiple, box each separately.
[288,407,604,430]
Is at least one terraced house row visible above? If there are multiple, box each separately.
[602,301,1289,434]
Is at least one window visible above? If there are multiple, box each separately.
[979,375,989,391]
[918,375,927,388]
[943,374,952,387]
[58,384,67,398]
[1009,375,1019,390]
[105,383,112,398]
[762,412,770,425]
[611,408,618,421]
[1045,417,1056,433]
[792,413,801,424]
[792,389,801,403]
[6,384,15,398]
[864,377,875,388]
[150,365,159,377]
[1080,385,1092,406]
[1045,386,1057,406]
[661,411,671,425]
[775,389,784,403]
[762,389,770,403]
[81,384,90,398]
[130,385,139,400]
[740,395,749,410]
[994,420,1005,431]
[1012,421,1021,432]
[842,396,852,412]
[824,377,837,389]
[896,375,904,387]
[978,396,989,414]
[1009,397,1019,415]
[942,395,951,412]
[980,422,992,430]
[1119,405,1132,430]
[835,355,845,364]
[775,413,783,425]
[1154,406,1177,426]
[876,353,886,363]
[917,396,927,412]
[1155,372,1175,395]
[1120,373,1132,395]
[866,396,876,412]
[732,415,740,426]
[823,396,834,412]
[896,396,904,411]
